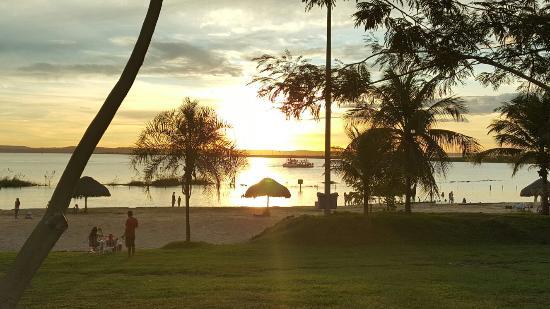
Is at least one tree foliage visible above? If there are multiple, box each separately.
[338,126,406,213]
[250,51,371,119]
[132,98,246,240]
[475,93,550,214]
[352,0,550,92]
[347,69,480,212]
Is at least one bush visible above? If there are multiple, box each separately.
[0,176,37,188]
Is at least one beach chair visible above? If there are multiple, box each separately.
[513,203,527,212]
[100,236,119,254]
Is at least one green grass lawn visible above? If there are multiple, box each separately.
[2,213,550,308]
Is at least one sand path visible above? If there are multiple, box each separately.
[0,203,529,251]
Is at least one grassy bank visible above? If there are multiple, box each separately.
[0,176,38,188]
[2,213,550,308]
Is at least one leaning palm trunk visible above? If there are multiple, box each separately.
[0,2,163,307]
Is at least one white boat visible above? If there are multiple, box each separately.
[282,158,314,168]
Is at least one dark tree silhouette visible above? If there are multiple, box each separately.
[352,0,550,92]
[251,51,370,119]
[338,127,402,215]
[0,1,163,307]
[348,70,480,212]
[475,93,550,215]
[132,98,246,242]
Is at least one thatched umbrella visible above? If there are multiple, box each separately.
[520,179,550,199]
[73,176,111,212]
[244,178,291,214]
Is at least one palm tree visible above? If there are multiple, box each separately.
[475,93,550,215]
[348,70,480,212]
[0,1,163,306]
[132,98,246,242]
[303,0,335,213]
[339,127,402,215]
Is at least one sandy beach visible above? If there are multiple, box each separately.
[0,203,533,252]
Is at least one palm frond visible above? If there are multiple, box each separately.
[427,97,468,122]
[428,129,481,155]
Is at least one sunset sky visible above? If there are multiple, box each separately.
[0,1,519,151]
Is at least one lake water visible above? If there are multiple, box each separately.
[0,153,537,210]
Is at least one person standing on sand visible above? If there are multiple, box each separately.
[177,195,181,207]
[14,198,20,219]
[171,192,176,207]
[125,210,138,257]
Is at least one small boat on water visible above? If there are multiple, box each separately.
[282,158,314,168]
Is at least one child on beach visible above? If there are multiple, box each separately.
[88,227,99,252]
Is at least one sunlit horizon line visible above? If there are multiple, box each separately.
[0,144,481,155]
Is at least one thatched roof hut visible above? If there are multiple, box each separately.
[244,178,291,199]
[244,178,290,212]
[520,179,550,197]
[73,176,111,212]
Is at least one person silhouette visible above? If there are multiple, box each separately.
[171,192,176,207]
[14,198,21,219]
[177,195,181,207]
[125,211,138,257]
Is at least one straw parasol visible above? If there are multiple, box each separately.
[520,179,550,198]
[244,178,291,214]
[73,176,111,212]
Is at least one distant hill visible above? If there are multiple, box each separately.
[0,145,326,158]
[0,145,133,155]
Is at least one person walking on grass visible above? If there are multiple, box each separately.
[14,198,20,219]
[177,195,181,207]
[125,210,138,257]
[171,192,176,207]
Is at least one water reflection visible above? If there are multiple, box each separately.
[0,153,540,209]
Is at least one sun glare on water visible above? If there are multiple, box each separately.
[228,157,293,207]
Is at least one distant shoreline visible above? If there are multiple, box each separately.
[0,145,327,158]
[0,146,515,162]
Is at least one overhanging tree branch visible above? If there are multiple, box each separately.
[466,54,550,92]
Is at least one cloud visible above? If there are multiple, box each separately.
[462,93,517,115]
[116,110,160,123]
[18,62,121,76]
[15,40,241,78]
[144,41,241,76]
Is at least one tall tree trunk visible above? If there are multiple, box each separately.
[404,176,411,213]
[541,169,549,215]
[363,189,369,216]
[323,3,332,215]
[0,2,163,307]
[84,196,88,213]
[184,173,192,242]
